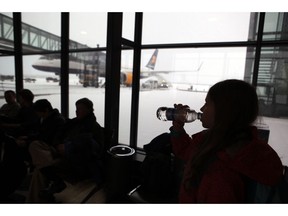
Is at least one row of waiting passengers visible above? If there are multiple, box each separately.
[0,89,104,203]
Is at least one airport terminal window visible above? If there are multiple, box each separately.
[0,56,16,105]
[0,13,14,49]
[19,13,62,110]
[69,13,107,49]
[67,51,106,127]
[0,12,12,18]
[68,13,107,126]
[254,46,288,165]
[137,47,250,148]
[0,14,15,105]
[22,55,61,111]
[119,49,134,144]
[122,13,135,42]
[254,46,288,118]
[142,12,253,44]
[0,12,288,164]
[21,13,61,52]
[256,13,288,164]
[262,13,288,41]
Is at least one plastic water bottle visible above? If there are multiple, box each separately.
[156,107,202,123]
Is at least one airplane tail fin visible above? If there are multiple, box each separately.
[146,49,158,70]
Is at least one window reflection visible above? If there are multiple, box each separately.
[255,47,288,118]
[263,13,288,41]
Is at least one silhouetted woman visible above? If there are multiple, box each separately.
[170,79,283,203]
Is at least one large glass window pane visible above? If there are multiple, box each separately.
[142,13,253,44]
[22,13,61,52]
[263,117,288,165]
[0,56,15,105]
[248,46,288,118]
[0,13,14,52]
[23,55,61,110]
[70,13,107,48]
[244,45,288,165]
[256,46,288,165]
[21,13,62,110]
[263,13,288,41]
[137,47,249,148]
[68,13,107,127]
[0,13,15,108]
[0,12,12,18]
[119,49,134,144]
[122,13,135,41]
[68,51,105,127]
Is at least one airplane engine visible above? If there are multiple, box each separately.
[121,72,133,86]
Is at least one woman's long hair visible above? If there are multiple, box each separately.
[185,79,259,189]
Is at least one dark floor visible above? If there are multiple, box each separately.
[4,171,137,204]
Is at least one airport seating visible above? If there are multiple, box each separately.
[128,153,184,203]
[74,127,115,203]
[52,127,114,203]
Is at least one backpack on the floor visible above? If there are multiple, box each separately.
[140,133,183,201]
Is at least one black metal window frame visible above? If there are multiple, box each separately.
[3,12,288,149]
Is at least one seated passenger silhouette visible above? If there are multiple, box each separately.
[0,89,39,202]
[27,98,104,203]
[0,90,20,121]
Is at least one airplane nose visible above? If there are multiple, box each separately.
[32,64,39,70]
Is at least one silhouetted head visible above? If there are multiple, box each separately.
[186,80,259,189]
[18,89,34,107]
[75,97,94,119]
[4,90,17,104]
[206,79,258,131]
[33,99,53,118]
[33,99,53,112]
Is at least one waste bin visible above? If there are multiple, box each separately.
[105,145,135,200]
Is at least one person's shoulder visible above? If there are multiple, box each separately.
[50,110,66,123]
[13,102,21,108]
[51,108,64,118]
[0,103,7,110]
[192,129,208,139]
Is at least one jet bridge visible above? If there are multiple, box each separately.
[0,13,89,54]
